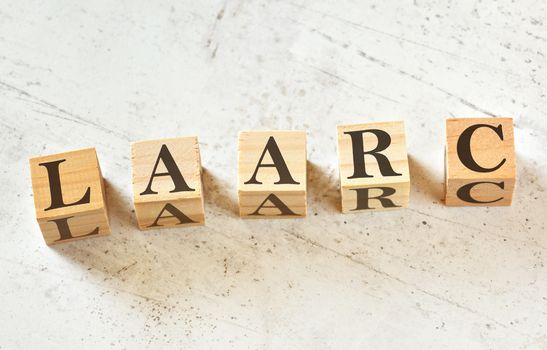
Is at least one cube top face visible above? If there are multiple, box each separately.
[446,118,516,181]
[131,137,202,204]
[29,148,105,220]
[238,131,307,192]
[337,121,410,188]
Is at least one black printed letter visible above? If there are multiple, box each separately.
[351,187,401,210]
[244,137,299,185]
[344,129,401,179]
[249,193,297,216]
[148,203,196,227]
[39,159,91,211]
[457,124,506,173]
[140,145,195,195]
[48,216,99,242]
[456,181,504,204]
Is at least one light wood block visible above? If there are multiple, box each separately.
[445,118,516,206]
[131,136,205,230]
[337,121,410,213]
[29,148,110,245]
[238,131,307,218]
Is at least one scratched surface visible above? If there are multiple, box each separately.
[1,1,546,349]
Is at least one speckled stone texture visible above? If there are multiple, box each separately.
[1,1,546,349]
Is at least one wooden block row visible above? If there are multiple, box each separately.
[29,118,517,245]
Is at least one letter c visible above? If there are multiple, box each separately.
[456,124,506,173]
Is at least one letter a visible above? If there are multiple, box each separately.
[244,137,300,185]
[140,144,195,195]
[249,193,298,216]
[148,203,197,227]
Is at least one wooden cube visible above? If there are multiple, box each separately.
[29,148,111,245]
[131,137,205,230]
[445,118,516,206]
[238,131,307,218]
[337,121,410,213]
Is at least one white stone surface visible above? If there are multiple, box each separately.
[1,1,546,349]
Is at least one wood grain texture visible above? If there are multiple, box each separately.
[29,148,110,244]
[337,121,410,212]
[445,118,516,206]
[131,137,205,229]
[238,131,307,217]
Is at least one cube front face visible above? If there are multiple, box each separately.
[29,148,110,245]
[131,137,205,230]
[337,121,410,213]
[238,131,307,218]
[445,118,516,206]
